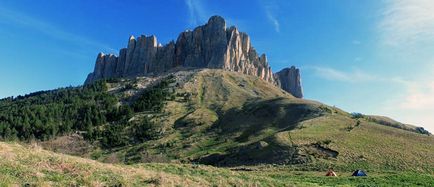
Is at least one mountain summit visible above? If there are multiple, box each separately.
[85,15,303,98]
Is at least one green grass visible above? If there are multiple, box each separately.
[60,69,433,172]
[1,69,434,186]
[289,115,434,171]
[1,141,432,186]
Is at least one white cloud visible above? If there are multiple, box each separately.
[0,6,115,54]
[381,79,434,133]
[375,64,434,133]
[376,0,434,132]
[379,0,434,46]
[309,65,434,132]
[264,1,280,32]
[399,81,434,110]
[265,8,280,32]
[259,0,280,32]
[183,1,243,30]
[307,66,377,83]
[185,0,208,26]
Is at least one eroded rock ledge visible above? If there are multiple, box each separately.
[85,15,303,98]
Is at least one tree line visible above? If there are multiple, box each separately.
[0,76,175,148]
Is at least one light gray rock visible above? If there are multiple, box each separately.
[116,48,127,77]
[84,15,303,97]
[274,66,303,98]
[124,35,136,75]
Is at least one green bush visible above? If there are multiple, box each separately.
[100,123,127,148]
[131,117,161,143]
[132,76,175,113]
[351,112,364,119]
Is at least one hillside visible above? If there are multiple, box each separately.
[1,69,433,173]
[1,141,433,186]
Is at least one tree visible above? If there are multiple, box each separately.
[132,117,161,142]
[100,123,127,148]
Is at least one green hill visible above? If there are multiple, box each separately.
[1,141,433,186]
[1,69,433,174]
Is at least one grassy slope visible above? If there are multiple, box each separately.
[1,141,433,187]
[290,115,434,171]
[150,70,434,170]
[61,69,434,172]
[3,68,432,185]
[0,142,193,186]
[88,69,295,162]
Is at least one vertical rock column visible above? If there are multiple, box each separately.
[274,66,303,98]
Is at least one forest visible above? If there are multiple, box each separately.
[0,77,174,148]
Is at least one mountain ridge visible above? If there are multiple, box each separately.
[84,15,303,98]
[1,69,432,173]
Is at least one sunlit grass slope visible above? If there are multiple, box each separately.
[1,69,433,175]
[1,141,433,186]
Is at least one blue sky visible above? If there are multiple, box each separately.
[1,0,434,132]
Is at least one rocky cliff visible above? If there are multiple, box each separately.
[274,66,303,98]
[85,15,303,98]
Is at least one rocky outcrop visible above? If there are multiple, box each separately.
[85,15,302,98]
[274,66,303,98]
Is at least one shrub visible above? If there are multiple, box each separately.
[132,76,175,113]
[351,112,364,119]
[415,127,431,135]
[131,117,161,142]
[100,123,127,148]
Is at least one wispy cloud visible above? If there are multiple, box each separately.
[352,40,361,45]
[306,66,411,85]
[382,64,434,111]
[376,0,434,132]
[183,1,243,29]
[265,9,280,32]
[0,6,115,54]
[185,0,208,26]
[399,81,434,110]
[381,76,434,132]
[379,0,434,46]
[306,66,377,83]
[307,66,434,132]
[262,1,280,32]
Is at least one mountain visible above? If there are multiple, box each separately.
[84,15,303,98]
[0,15,433,186]
[1,69,432,171]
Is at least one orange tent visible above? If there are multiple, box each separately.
[325,169,337,176]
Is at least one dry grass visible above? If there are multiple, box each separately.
[0,142,205,186]
[1,141,433,186]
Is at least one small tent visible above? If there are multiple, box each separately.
[325,169,337,176]
[351,170,367,176]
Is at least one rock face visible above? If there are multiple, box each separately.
[85,15,303,98]
[274,66,303,98]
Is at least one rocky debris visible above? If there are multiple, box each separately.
[84,15,302,98]
[274,66,303,98]
[230,167,256,171]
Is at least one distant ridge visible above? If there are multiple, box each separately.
[85,15,303,98]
